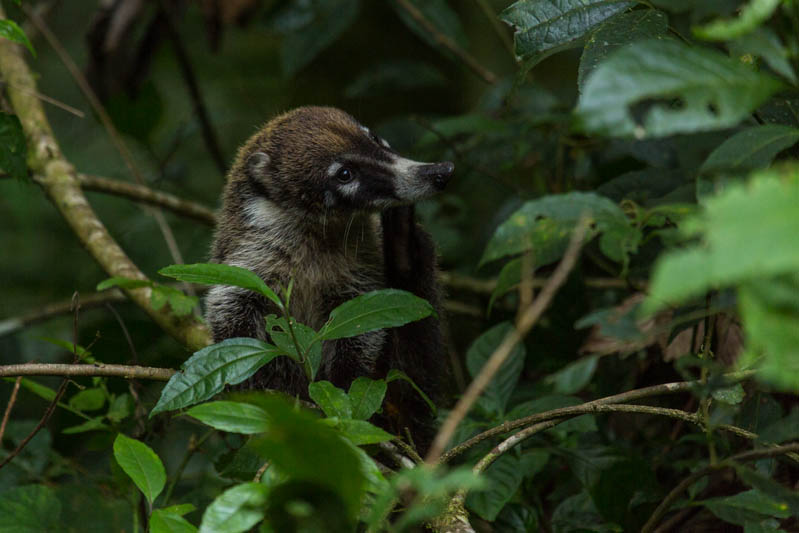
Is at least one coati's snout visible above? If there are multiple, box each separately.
[416,161,455,191]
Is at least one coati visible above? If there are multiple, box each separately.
[205,106,453,447]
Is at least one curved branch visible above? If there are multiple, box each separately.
[0,8,210,351]
[0,363,176,381]
[78,174,217,225]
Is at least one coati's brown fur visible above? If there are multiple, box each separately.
[205,106,454,448]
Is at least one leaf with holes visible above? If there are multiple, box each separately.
[576,39,783,138]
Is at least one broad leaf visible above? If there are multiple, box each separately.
[186,401,270,434]
[0,112,27,181]
[702,490,790,526]
[112,434,166,505]
[319,289,433,340]
[159,263,282,309]
[308,380,352,419]
[731,27,797,84]
[68,388,106,411]
[546,356,598,395]
[481,192,638,267]
[466,322,525,416]
[578,9,668,93]
[274,0,360,75]
[0,485,61,532]
[150,509,198,533]
[348,377,387,420]
[323,418,395,445]
[199,483,268,533]
[393,0,469,51]
[151,338,282,416]
[701,125,799,174]
[265,315,321,379]
[466,454,524,521]
[576,38,783,138]
[0,19,35,56]
[693,0,782,41]
[151,285,198,316]
[736,466,799,516]
[500,0,633,59]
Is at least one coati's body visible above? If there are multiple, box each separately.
[206,107,453,446]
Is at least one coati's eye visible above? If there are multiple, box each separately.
[336,167,354,184]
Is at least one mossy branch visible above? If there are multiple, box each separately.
[0,7,210,351]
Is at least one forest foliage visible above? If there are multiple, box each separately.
[1,0,799,532]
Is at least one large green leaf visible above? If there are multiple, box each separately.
[645,168,799,312]
[275,0,360,75]
[693,0,782,41]
[199,483,268,533]
[578,9,668,93]
[265,315,320,379]
[151,338,282,416]
[0,485,61,532]
[323,418,395,445]
[500,0,633,59]
[247,395,366,517]
[481,191,639,267]
[702,490,790,526]
[150,509,198,533]
[466,322,525,416]
[186,401,270,434]
[546,356,599,395]
[159,263,282,309]
[0,113,27,181]
[576,38,783,138]
[731,27,797,84]
[308,380,352,419]
[466,454,524,521]
[112,434,166,505]
[348,377,387,420]
[0,19,35,56]
[318,289,433,340]
[701,125,799,174]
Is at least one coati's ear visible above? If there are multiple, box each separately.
[246,151,270,177]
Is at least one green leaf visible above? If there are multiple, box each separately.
[466,454,524,521]
[159,263,282,309]
[319,289,434,340]
[500,0,633,59]
[308,380,352,419]
[247,395,366,517]
[386,369,437,414]
[712,383,745,405]
[96,276,152,291]
[693,0,782,41]
[731,27,797,84]
[151,338,282,416]
[275,0,360,76]
[199,482,268,533]
[481,191,638,267]
[323,418,395,445]
[645,168,799,313]
[489,256,523,312]
[187,401,270,434]
[265,315,321,379]
[546,356,598,395]
[0,485,61,532]
[150,509,198,533]
[107,393,134,423]
[701,125,799,174]
[576,38,783,138]
[578,9,668,93]
[0,19,35,56]
[393,0,469,51]
[68,387,106,412]
[112,433,166,505]
[62,416,110,434]
[345,60,445,98]
[0,112,27,181]
[736,466,799,516]
[466,322,525,416]
[702,490,791,526]
[348,377,387,420]
[758,409,799,443]
[151,285,198,316]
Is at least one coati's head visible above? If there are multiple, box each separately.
[227,107,454,220]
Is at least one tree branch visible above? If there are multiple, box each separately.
[393,0,497,85]
[0,7,210,350]
[0,363,176,381]
[426,219,588,463]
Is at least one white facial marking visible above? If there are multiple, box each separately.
[326,161,342,177]
[390,154,433,201]
[379,138,391,149]
[324,190,336,207]
[339,181,360,196]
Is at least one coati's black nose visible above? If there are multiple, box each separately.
[418,161,455,190]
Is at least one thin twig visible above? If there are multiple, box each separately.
[77,174,216,225]
[641,442,799,533]
[394,0,497,85]
[0,377,23,443]
[0,363,176,381]
[440,371,756,464]
[156,0,227,175]
[426,219,588,463]
[253,461,271,483]
[2,81,84,117]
